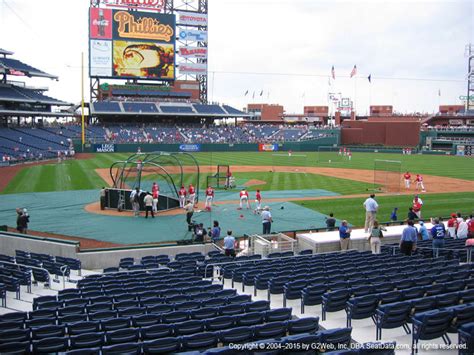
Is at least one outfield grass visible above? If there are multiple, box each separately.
[294,192,474,227]
[2,151,474,194]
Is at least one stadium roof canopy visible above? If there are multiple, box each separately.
[0,48,14,56]
[0,56,58,79]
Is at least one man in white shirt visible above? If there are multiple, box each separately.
[363,194,379,233]
[143,192,154,218]
[261,206,273,234]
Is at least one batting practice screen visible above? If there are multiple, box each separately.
[373,159,401,193]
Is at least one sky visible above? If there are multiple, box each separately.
[1,0,473,115]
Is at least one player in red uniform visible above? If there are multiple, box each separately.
[347,149,352,161]
[152,182,159,212]
[414,174,425,192]
[254,189,262,214]
[178,185,187,208]
[412,197,422,219]
[403,171,411,189]
[204,186,214,211]
[238,188,250,209]
[188,184,196,205]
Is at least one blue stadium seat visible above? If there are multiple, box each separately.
[139,324,173,341]
[411,309,454,353]
[101,342,141,355]
[69,332,105,350]
[375,301,412,340]
[181,331,219,351]
[104,328,140,346]
[142,337,181,353]
[174,319,206,335]
[219,326,253,345]
[287,317,320,334]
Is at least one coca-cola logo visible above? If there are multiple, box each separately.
[93,19,109,26]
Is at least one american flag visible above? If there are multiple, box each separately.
[350,65,357,78]
[331,66,335,80]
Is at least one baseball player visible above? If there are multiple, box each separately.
[254,189,262,214]
[403,171,411,189]
[152,182,159,212]
[204,186,214,211]
[188,184,196,205]
[347,149,352,161]
[238,188,251,209]
[414,174,425,192]
[178,185,187,208]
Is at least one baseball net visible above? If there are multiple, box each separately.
[373,159,401,193]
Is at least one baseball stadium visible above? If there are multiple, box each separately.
[0,0,474,354]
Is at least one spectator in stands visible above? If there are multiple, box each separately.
[367,220,385,254]
[457,217,469,239]
[184,199,194,229]
[261,206,273,234]
[100,187,106,210]
[407,207,418,220]
[16,208,29,234]
[210,220,221,243]
[447,213,458,238]
[468,215,474,238]
[193,223,207,243]
[224,230,236,257]
[431,218,446,257]
[363,194,378,233]
[339,220,351,251]
[418,221,430,241]
[325,213,336,231]
[400,220,417,256]
[144,192,154,219]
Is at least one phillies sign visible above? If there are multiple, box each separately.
[179,46,207,59]
[98,0,165,12]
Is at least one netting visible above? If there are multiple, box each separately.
[110,152,200,200]
[207,164,230,189]
[373,159,401,193]
[271,153,308,173]
[317,146,344,164]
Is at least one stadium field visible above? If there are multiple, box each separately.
[2,151,473,236]
[2,151,474,195]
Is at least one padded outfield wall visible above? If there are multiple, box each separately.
[75,134,340,153]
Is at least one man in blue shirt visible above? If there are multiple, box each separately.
[418,221,430,241]
[339,220,352,251]
[431,218,446,257]
[223,230,236,257]
[400,220,417,256]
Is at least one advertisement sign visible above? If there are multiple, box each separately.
[178,46,207,59]
[101,0,165,12]
[113,40,174,79]
[94,144,116,153]
[90,8,113,39]
[179,144,201,152]
[89,8,176,80]
[259,144,278,152]
[179,29,207,42]
[179,62,207,75]
[90,40,113,77]
[176,12,208,26]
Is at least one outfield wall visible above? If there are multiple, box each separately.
[75,135,339,154]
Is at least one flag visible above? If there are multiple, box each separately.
[260,90,263,96]
[252,91,255,99]
[244,90,248,96]
[8,69,25,76]
[350,65,357,78]
[331,66,335,79]
[367,74,371,83]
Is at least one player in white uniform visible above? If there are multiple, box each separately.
[178,185,187,208]
[415,174,425,192]
[204,186,214,211]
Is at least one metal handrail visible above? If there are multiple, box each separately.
[383,244,472,262]
[0,260,58,292]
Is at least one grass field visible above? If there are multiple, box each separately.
[3,151,474,228]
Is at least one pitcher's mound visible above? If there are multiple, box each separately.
[243,179,266,187]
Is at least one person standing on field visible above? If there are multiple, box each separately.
[403,171,411,189]
[178,185,187,208]
[363,194,379,233]
[152,182,159,213]
[144,192,154,218]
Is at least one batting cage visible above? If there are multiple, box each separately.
[271,153,308,173]
[106,152,200,212]
[373,159,401,193]
[316,146,344,164]
[207,164,231,189]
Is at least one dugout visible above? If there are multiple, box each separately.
[105,151,200,212]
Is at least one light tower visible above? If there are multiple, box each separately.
[466,43,474,112]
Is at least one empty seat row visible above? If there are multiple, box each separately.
[0,323,340,355]
[0,300,275,331]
